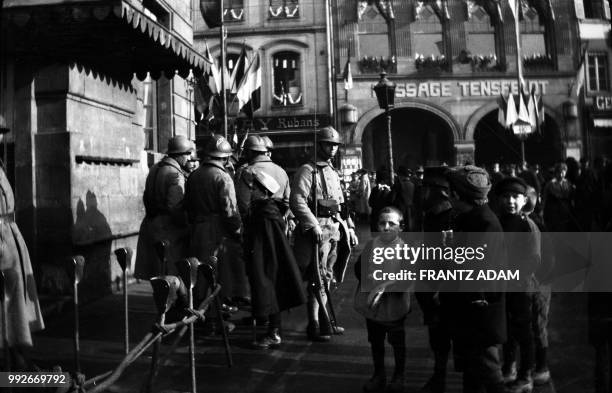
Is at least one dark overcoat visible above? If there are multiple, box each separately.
[442,203,507,347]
[134,157,189,280]
[245,199,307,317]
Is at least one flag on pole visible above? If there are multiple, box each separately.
[204,42,221,94]
[546,0,555,21]
[505,93,518,128]
[232,128,238,145]
[237,52,262,118]
[527,89,537,128]
[518,91,531,123]
[194,79,221,122]
[342,47,353,90]
[570,46,587,98]
[222,60,231,93]
[508,0,518,20]
[537,94,544,126]
[497,94,507,127]
[229,45,249,94]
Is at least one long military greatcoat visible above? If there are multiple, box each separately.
[134,157,189,280]
[184,159,241,299]
[0,167,44,348]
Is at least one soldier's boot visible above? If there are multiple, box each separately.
[319,322,345,336]
[254,328,281,349]
[306,321,331,342]
[318,308,345,335]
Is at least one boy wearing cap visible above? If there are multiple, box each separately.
[495,177,541,393]
[444,165,507,393]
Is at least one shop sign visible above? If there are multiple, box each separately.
[594,95,612,112]
[594,118,612,128]
[235,114,331,131]
[393,79,549,98]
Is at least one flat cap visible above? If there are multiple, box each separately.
[448,165,491,200]
[494,176,528,196]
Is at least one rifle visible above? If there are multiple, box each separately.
[311,128,340,335]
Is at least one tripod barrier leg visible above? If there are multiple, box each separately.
[214,297,233,367]
[70,256,85,375]
[142,331,162,393]
[188,289,196,393]
[124,268,129,356]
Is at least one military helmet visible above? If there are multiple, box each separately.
[204,134,233,158]
[262,135,274,151]
[243,135,267,152]
[167,135,194,155]
[318,126,341,144]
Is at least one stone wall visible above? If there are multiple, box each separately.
[21,64,146,301]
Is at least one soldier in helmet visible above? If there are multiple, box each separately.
[134,135,194,280]
[236,135,306,348]
[185,134,242,305]
[262,135,274,157]
[291,126,359,342]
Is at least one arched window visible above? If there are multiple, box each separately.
[520,7,546,57]
[412,5,444,57]
[272,51,302,106]
[466,7,495,55]
[357,4,390,74]
[520,0,556,70]
[463,1,505,71]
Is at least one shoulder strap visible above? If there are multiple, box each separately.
[309,162,330,199]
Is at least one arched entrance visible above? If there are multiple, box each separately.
[361,107,456,171]
[473,111,563,167]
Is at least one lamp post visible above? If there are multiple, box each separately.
[373,71,396,185]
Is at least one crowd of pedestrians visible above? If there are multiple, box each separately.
[345,157,612,393]
[4,122,610,393]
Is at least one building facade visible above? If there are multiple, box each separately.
[192,0,332,175]
[576,0,612,161]
[0,0,206,300]
[333,0,607,171]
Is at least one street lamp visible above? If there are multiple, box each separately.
[373,71,396,185]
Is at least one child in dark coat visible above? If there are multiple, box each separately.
[355,206,411,393]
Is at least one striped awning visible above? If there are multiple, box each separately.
[2,1,211,80]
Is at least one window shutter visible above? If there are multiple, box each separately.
[574,0,585,19]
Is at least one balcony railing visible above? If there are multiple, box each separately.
[523,54,554,71]
[415,54,450,73]
[358,56,397,74]
[456,51,507,72]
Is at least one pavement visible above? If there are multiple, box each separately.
[30,225,594,393]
